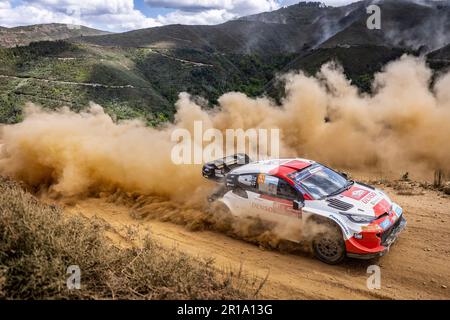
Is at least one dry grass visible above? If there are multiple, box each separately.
[0,177,263,300]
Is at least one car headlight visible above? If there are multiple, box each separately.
[340,213,376,223]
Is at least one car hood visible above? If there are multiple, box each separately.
[325,182,393,218]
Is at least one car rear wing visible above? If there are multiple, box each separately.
[202,154,251,182]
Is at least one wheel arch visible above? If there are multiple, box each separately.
[302,211,352,240]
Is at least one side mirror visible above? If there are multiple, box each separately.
[293,199,305,211]
[340,172,349,179]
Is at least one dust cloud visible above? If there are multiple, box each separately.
[0,55,449,248]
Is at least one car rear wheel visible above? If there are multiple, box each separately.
[312,222,346,265]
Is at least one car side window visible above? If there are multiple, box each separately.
[255,174,298,200]
[237,174,257,189]
[277,179,298,200]
[230,174,258,198]
[234,174,298,201]
[257,174,279,195]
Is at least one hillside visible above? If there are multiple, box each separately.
[320,0,450,51]
[266,45,410,98]
[0,23,110,48]
[73,20,317,55]
[0,40,298,124]
[428,44,450,60]
[427,43,450,72]
[0,0,449,125]
[0,41,174,124]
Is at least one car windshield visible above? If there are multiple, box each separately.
[289,164,351,200]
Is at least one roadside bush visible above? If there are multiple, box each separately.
[0,178,262,299]
[443,182,450,195]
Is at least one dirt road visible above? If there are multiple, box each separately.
[0,74,142,89]
[63,186,450,300]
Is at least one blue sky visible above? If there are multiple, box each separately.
[0,0,358,32]
[134,0,171,18]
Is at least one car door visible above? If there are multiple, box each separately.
[223,173,257,218]
[247,174,302,223]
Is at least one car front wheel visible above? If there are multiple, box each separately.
[312,223,346,265]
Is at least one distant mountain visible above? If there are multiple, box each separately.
[428,43,450,60]
[75,0,450,54]
[73,2,362,54]
[427,43,450,71]
[73,20,313,55]
[0,23,110,48]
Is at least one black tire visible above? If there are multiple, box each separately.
[311,220,346,265]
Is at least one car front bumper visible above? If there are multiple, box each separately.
[346,216,407,260]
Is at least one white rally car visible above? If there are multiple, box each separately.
[202,155,406,264]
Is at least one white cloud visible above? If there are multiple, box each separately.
[90,11,161,31]
[22,0,134,15]
[0,0,275,31]
[0,1,74,26]
[146,0,235,11]
[157,8,235,25]
[145,0,279,13]
[147,0,280,26]
[281,0,359,6]
[0,0,161,31]
[0,0,11,10]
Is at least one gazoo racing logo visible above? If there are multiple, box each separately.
[252,195,301,218]
[361,192,377,204]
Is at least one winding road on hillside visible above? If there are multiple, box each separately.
[0,74,143,89]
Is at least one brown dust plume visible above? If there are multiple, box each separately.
[0,55,449,249]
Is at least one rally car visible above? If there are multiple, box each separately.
[202,155,406,264]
